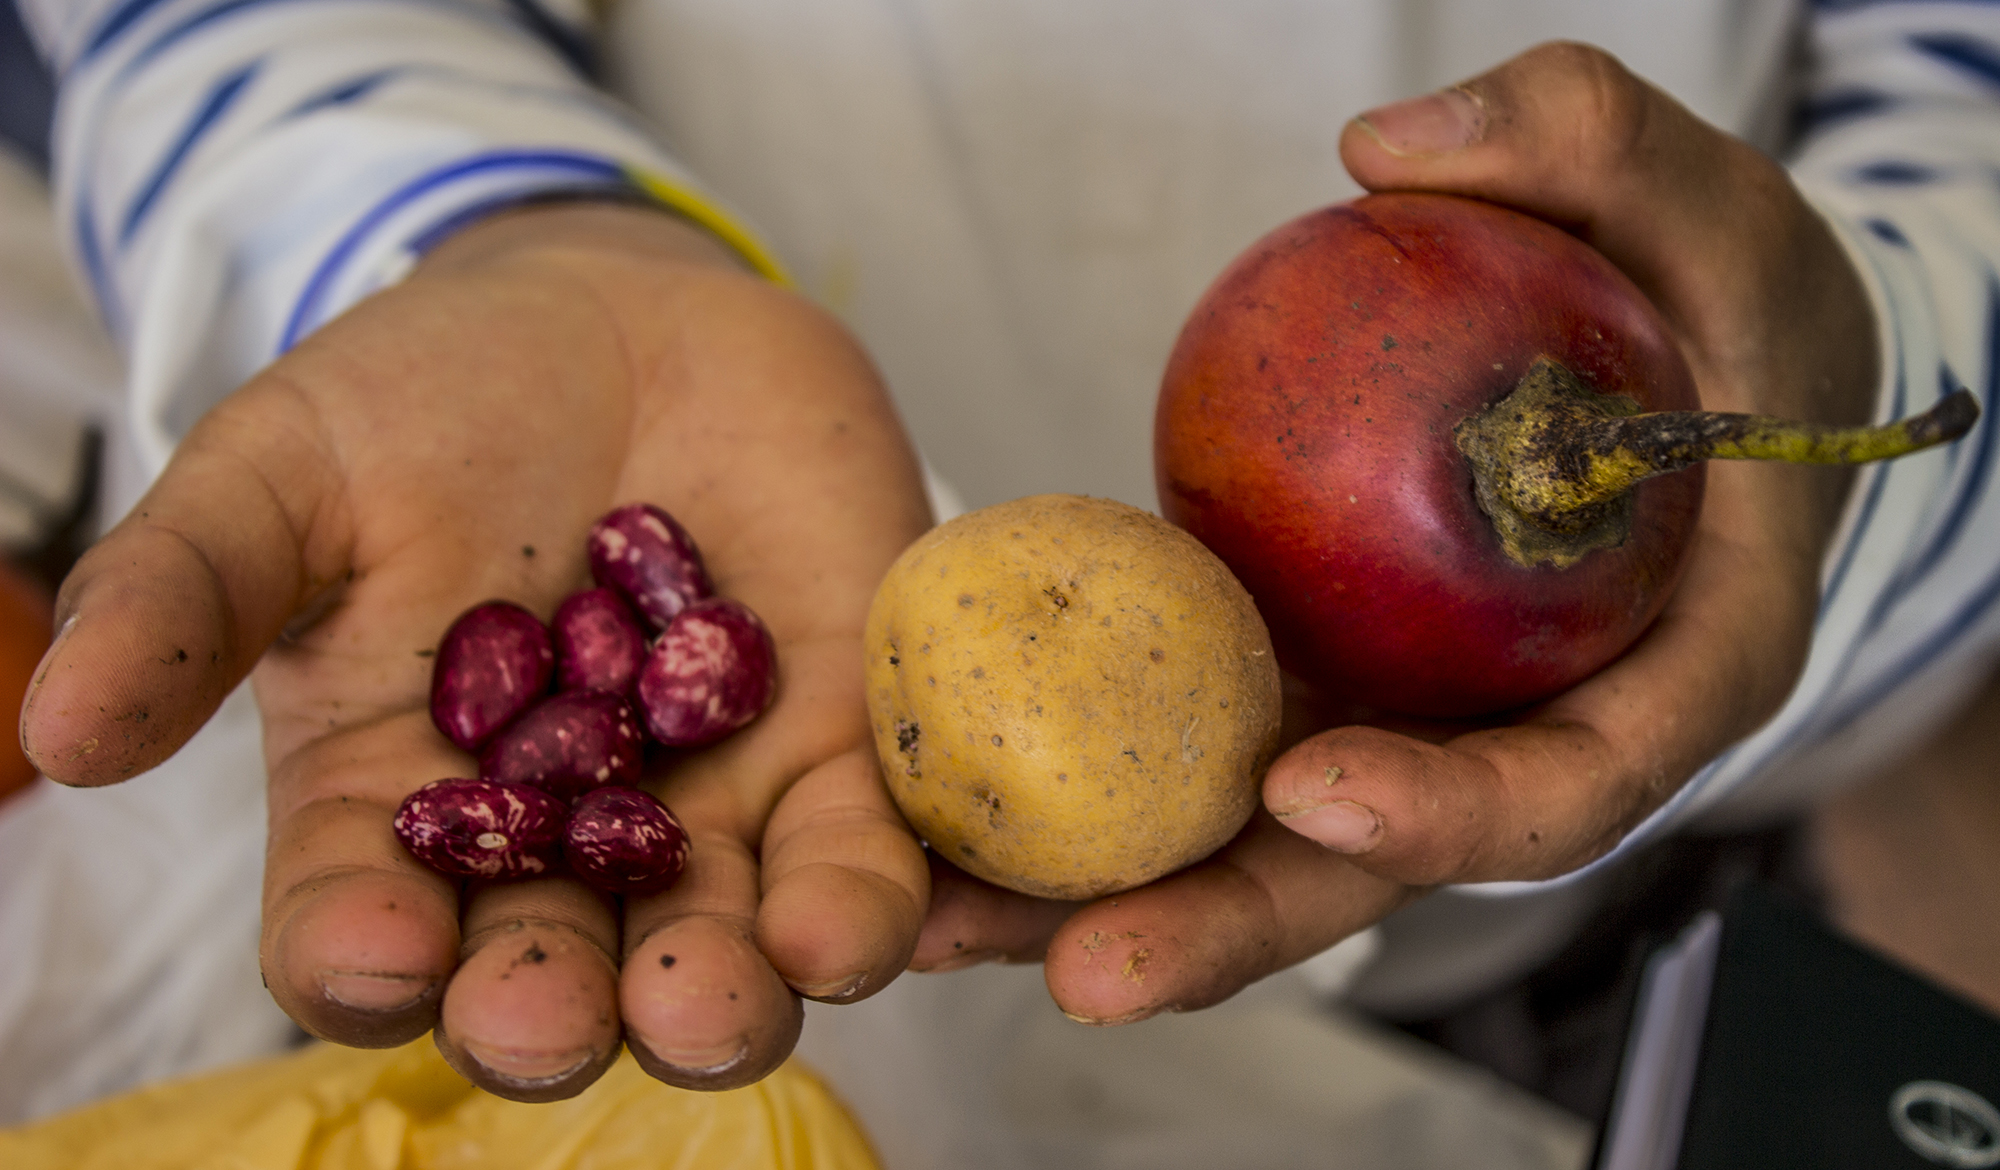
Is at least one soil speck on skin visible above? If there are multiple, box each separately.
[521,944,548,965]
[522,545,536,558]
[953,941,964,950]
[1122,949,1151,983]
[416,648,434,657]
[659,954,677,969]
[1324,766,1343,786]
[1080,931,1145,966]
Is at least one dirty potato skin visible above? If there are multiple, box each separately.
[865,495,1281,900]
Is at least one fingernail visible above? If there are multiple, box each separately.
[19,615,77,765]
[458,1040,598,1085]
[911,949,1003,975]
[643,1038,750,1074]
[1275,799,1384,854]
[1356,87,1486,156]
[319,970,436,1013]
[1061,1005,1162,1027]
[793,972,870,1000]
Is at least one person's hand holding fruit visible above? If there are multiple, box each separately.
[17,201,936,1100]
[910,41,1894,1025]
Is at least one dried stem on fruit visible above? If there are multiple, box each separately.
[1456,357,1980,568]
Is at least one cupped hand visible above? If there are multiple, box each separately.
[18,203,934,1098]
[908,41,1880,1024]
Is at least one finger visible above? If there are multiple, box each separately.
[1265,517,1800,885]
[908,851,1078,972]
[1340,40,1875,429]
[1041,813,1411,1025]
[433,879,623,1102]
[756,742,929,1002]
[618,770,804,1092]
[260,712,461,1047]
[21,387,348,785]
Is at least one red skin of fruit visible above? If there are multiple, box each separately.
[552,587,649,696]
[430,601,555,750]
[637,597,778,746]
[589,503,713,631]
[477,690,647,803]
[393,777,567,880]
[1155,192,1703,718]
[563,785,691,896]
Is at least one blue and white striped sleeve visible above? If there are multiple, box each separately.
[16,0,784,476]
[1480,0,2000,891]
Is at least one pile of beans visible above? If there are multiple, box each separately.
[393,504,776,896]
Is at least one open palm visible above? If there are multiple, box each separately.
[20,204,933,1099]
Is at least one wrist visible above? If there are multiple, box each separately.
[417,199,751,279]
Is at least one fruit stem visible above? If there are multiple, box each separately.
[1455,358,1981,568]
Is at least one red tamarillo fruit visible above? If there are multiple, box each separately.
[430,601,555,750]
[1156,192,1977,716]
[588,503,712,630]
[477,690,647,803]
[393,777,567,880]
[552,587,649,696]
[563,785,691,896]
[637,597,778,746]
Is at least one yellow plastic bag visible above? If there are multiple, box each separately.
[0,1038,880,1170]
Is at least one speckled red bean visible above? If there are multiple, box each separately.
[563,786,690,896]
[393,777,567,880]
[552,587,649,696]
[588,504,712,630]
[478,690,646,803]
[431,601,554,751]
[637,597,777,746]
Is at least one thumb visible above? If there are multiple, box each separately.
[1339,41,1811,383]
[21,388,347,785]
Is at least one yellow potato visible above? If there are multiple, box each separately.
[864,494,1281,900]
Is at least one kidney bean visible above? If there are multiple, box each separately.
[552,587,649,696]
[393,777,566,880]
[478,690,646,803]
[637,597,777,746]
[588,504,712,630]
[563,786,690,896]
[430,601,553,751]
